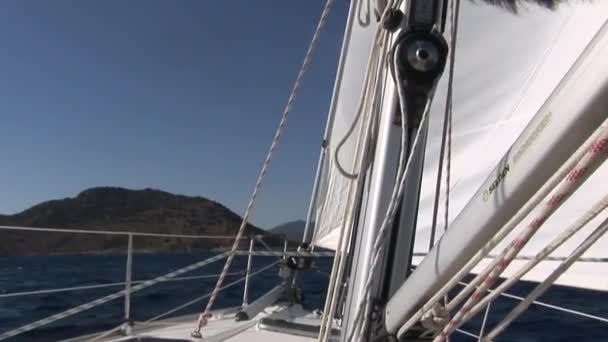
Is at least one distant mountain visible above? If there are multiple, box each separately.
[270,220,307,242]
[0,187,282,256]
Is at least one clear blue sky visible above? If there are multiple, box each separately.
[0,1,348,229]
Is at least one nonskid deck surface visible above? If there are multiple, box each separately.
[94,304,323,342]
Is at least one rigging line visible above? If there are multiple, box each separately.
[446,124,608,313]
[192,0,335,336]
[144,261,281,324]
[429,0,461,250]
[350,93,436,342]
[0,225,242,240]
[477,302,492,342]
[346,29,412,340]
[444,0,459,235]
[320,32,386,341]
[321,1,401,339]
[350,12,445,335]
[435,127,608,342]
[333,24,385,179]
[333,0,404,179]
[455,328,480,339]
[0,272,244,299]
[455,281,608,324]
[254,236,287,262]
[0,252,228,341]
[319,27,391,342]
[492,255,608,262]
[411,251,608,263]
[397,118,608,337]
[483,216,608,341]
[459,193,608,326]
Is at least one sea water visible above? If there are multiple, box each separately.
[0,254,605,341]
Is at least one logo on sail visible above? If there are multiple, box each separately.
[483,163,510,201]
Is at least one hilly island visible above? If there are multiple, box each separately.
[0,187,285,256]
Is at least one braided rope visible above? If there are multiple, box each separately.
[484,215,608,341]
[434,126,608,341]
[192,0,335,335]
[459,192,608,327]
[459,283,608,324]
[397,119,608,337]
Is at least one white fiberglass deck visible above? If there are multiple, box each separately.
[95,304,322,342]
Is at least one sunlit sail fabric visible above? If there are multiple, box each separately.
[311,6,380,250]
[414,2,608,290]
[313,0,608,290]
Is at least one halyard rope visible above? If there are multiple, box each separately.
[318,21,390,342]
[482,216,608,341]
[458,193,608,330]
[397,118,608,337]
[446,123,608,312]
[192,0,335,336]
[433,124,608,341]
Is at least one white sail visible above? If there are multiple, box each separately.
[313,0,608,290]
[311,3,380,250]
[413,1,608,291]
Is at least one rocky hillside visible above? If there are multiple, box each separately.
[270,220,306,242]
[0,187,279,256]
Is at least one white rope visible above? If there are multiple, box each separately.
[333,28,383,179]
[493,255,607,262]
[482,216,608,341]
[318,19,391,333]
[319,7,393,340]
[0,252,228,341]
[429,0,460,250]
[456,280,608,324]
[412,252,608,263]
[397,119,608,337]
[0,224,243,239]
[193,0,335,335]
[0,272,243,299]
[446,125,608,314]
[435,125,608,341]
[457,193,608,328]
[349,95,435,341]
[493,289,608,324]
[346,18,412,340]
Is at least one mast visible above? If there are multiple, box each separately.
[341,0,449,340]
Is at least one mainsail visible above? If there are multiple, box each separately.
[414,1,608,291]
[311,4,381,250]
[311,0,608,293]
